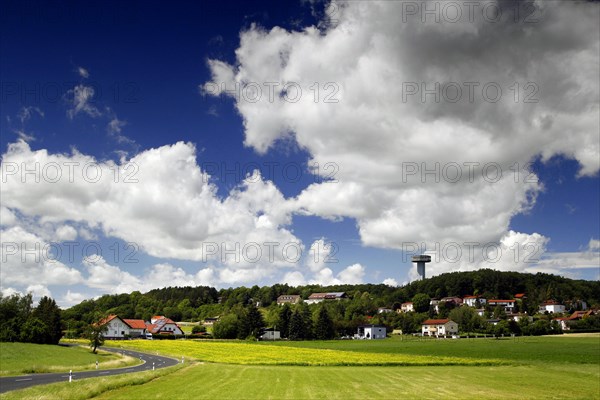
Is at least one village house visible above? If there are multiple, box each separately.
[514,293,527,300]
[123,319,148,337]
[399,302,414,313]
[430,299,440,313]
[203,316,220,326]
[539,301,566,314]
[553,310,594,330]
[97,315,152,339]
[488,299,516,313]
[260,328,281,340]
[421,319,459,337]
[377,307,394,314]
[305,292,348,304]
[507,313,533,323]
[276,295,301,305]
[440,297,463,306]
[147,316,184,335]
[462,295,487,307]
[97,315,131,339]
[356,325,387,339]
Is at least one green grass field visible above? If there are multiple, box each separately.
[0,343,140,376]
[3,334,599,399]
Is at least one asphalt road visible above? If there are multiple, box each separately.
[0,346,180,393]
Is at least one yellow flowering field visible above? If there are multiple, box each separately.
[106,340,506,366]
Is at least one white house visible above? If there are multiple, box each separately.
[421,319,458,337]
[260,328,281,340]
[539,301,566,314]
[463,295,487,307]
[488,299,516,313]
[147,316,184,335]
[400,302,414,313]
[98,315,131,339]
[123,319,147,337]
[508,313,533,323]
[356,325,387,339]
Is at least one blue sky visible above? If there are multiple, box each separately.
[1,0,599,306]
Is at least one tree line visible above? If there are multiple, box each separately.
[0,293,62,344]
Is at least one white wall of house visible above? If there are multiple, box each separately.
[260,330,281,340]
[159,323,183,335]
[464,298,487,307]
[400,303,414,312]
[544,304,566,313]
[422,322,458,336]
[105,318,129,338]
[305,299,323,305]
[363,326,386,339]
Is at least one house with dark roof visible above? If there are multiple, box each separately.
[421,319,458,337]
[306,292,348,304]
[356,325,387,339]
[463,295,487,307]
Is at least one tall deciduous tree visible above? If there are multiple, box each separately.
[412,293,430,313]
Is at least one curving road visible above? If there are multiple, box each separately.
[0,346,180,393]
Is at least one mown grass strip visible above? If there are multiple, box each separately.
[0,343,141,376]
[0,363,186,400]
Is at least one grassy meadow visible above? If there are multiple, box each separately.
[0,343,140,376]
[2,334,599,399]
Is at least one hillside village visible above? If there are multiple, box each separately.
[56,269,599,342]
[98,289,598,341]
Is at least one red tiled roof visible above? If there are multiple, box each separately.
[308,293,327,299]
[514,293,526,298]
[402,302,413,305]
[489,299,515,303]
[422,319,452,325]
[96,314,119,326]
[123,319,146,329]
[463,295,478,299]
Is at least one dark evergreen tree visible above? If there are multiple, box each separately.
[278,304,292,338]
[314,306,335,340]
[288,308,305,340]
[33,296,62,344]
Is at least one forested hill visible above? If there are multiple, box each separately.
[62,269,600,325]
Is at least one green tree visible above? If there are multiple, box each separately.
[412,293,430,313]
[242,303,265,339]
[212,314,239,339]
[191,325,206,334]
[449,306,476,333]
[314,306,335,340]
[87,321,107,354]
[288,308,306,340]
[33,296,62,344]
[20,317,48,344]
[277,304,292,339]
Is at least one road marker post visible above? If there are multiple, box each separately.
[69,370,72,383]
[152,362,155,371]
